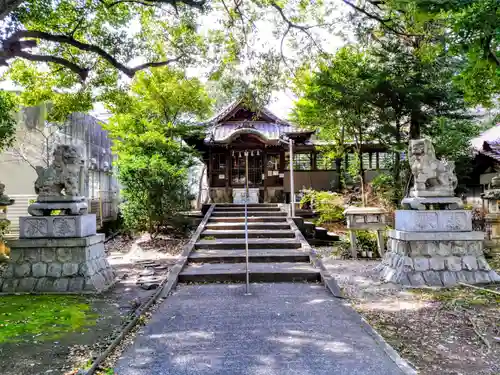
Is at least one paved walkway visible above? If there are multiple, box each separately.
[115,283,408,375]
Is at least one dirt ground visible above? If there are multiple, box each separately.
[0,234,186,375]
[320,253,500,375]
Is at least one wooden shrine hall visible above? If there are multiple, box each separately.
[194,99,388,204]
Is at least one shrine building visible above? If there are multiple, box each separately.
[193,99,389,204]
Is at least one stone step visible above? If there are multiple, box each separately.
[201,229,295,239]
[178,262,321,283]
[213,206,282,212]
[189,249,310,263]
[211,211,288,218]
[195,238,301,250]
[215,203,278,208]
[205,222,291,230]
[208,216,289,223]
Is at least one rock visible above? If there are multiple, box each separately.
[422,271,443,286]
[413,257,430,272]
[488,270,500,282]
[476,256,491,271]
[445,256,462,271]
[462,256,478,271]
[474,271,491,284]
[441,271,458,287]
[408,272,425,286]
[47,263,62,277]
[40,249,56,263]
[68,277,85,291]
[140,282,159,290]
[62,263,79,276]
[140,269,155,277]
[438,242,452,257]
[429,256,445,271]
[18,277,37,291]
[32,262,47,277]
[14,262,31,277]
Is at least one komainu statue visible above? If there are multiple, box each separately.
[409,138,457,197]
[34,145,83,198]
[28,144,87,216]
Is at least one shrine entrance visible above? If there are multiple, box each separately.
[231,150,263,187]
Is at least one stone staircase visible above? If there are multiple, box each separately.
[179,203,321,283]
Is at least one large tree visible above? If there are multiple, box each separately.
[342,0,499,106]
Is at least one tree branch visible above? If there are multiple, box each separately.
[342,0,420,38]
[104,0,206,10]
[2,30,183,79]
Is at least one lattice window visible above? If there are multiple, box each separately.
[232,154,263,186]
[284,152,312,171]
[316,153,334,170]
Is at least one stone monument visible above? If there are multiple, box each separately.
[481,174,500,256]
[379,138,500,286]
[0,145,115,293]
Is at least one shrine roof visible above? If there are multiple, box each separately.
[203,98,313,144]
[472,124,500,162]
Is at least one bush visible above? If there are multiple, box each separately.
[300,189,345,225]
[118,153,193,238]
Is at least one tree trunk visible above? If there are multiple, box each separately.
[357,127,366,206]
[394,121,402,201]
[410,111,421,139]
[335,157,342,191]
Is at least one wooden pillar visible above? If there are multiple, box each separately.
[263,148,268,202]
[208,147,212,188]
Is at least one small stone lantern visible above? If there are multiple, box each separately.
[344,206,387,259]
[0,182,15,261]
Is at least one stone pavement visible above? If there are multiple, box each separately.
[115,283,409,375]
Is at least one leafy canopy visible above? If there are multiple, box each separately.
[104,67,212,235]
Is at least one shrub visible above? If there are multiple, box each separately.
[300,189,345,225]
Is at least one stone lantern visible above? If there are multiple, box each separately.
[0,182,15,261]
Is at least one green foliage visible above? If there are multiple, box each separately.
[300,189,344,224]
[355,230,377,251]
[350,0,499,106]
[0,295,97,343]
[105,67,211,237]
[0,90,18,151]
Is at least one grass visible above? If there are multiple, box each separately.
[0,295,99,343]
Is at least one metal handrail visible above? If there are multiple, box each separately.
[244,150,250,295]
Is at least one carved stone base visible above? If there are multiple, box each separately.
[19,214,96,239]
[401,197,463,210]
[395,210,472,232]
[0,234,115,293]
[379,230,500,287]
[28,200,88,216]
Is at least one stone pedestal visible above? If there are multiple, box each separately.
[19,214,96,239]
[0,234,115,293]
[380,228,500,286]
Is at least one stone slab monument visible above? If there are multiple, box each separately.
[481,174,500,257]
[379,138,500,286]
[0,145,115,293]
